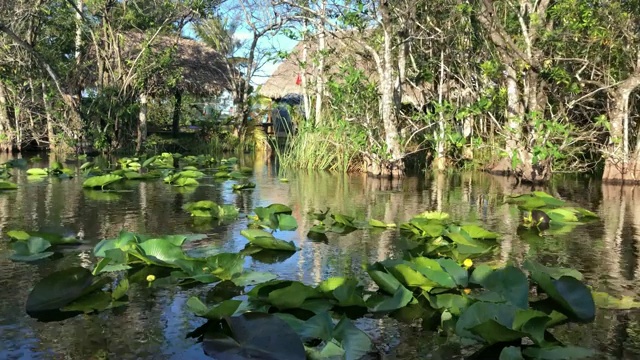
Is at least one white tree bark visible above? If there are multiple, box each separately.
[136,92,148,153]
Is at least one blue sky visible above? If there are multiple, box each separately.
[183,23,299,85]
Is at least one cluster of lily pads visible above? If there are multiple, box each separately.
[78,153,257,191]
[7,191,640,359]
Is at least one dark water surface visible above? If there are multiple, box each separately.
[1,154,640,359]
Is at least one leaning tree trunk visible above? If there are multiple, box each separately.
[136,92,148,154]
[602,73,640,183]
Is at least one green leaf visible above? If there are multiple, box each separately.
[415,211,450,220]
[479,266,529,308]
[366,286,414,313]
[333,317,372,360]
[27,168,48,175]
[530,272,595,322]
[524,260,583,280]
[499,346,525,360]
[277,214,298,230]
[331,279,367,307]
[206,253,245,280]
[592,291,640,309]
[436,258,469,287]
[461,225,499,239]
[455,302,520,343]
[241,229,297,251]
[138,238,188,266]
[10,237,54,262]
[186,297,243,319]
[268,282,319,309]
[267,203,293,214]
[231,271,277,286]
[7,230,31,240]
[82,174,123,189]
[202,313,306,360]
[470,264,494,285]
[367,266,406,295]
[369,219,395,228]
[26,267,109,313]
[112,278,129,301]
[469,320,528,344]
[61,291,114,313]
[522,346,595,359]
[0,181,18,190]
[178,170,205,178]
[300,311,334,342]
[174,177,199,187]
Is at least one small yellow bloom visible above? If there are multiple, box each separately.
[463,288,471,295]
[463,258,473,268]
[146,275,156,282]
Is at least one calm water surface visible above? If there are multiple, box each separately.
[1,154,640,359]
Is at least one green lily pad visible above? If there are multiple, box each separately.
[10,237,54,262]
[82,174,123,189]
[26,267,109,313]
[202,312,306,360]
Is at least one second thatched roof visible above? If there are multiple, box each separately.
[258,32,427,107]
[82,31,235,96]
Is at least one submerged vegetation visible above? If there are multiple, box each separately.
[3,159,639,360]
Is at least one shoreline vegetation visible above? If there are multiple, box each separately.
[1,1,639,184]
[4,150,638,358]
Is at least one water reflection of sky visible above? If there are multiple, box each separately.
[1,154,640,358]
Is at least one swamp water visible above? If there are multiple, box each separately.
[0,154,639,359]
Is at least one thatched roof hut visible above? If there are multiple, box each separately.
[258,32,428,107]
[81,31,235,97]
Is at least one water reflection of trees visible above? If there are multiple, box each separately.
[3,155,640,358]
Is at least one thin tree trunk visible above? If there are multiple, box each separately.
[301,21,311,120]
[434,50,446,171]
[0,82,12,152]
[136,92,148,153]
[75,0,83,63]
[314,0,326,126]
[42,82,56,151]
[172,89,182,137]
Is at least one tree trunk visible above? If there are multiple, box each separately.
[172,88,182,138]
[434,50,447,171]
[42,82,56,151]
[314,0,326,126]
[136,92,148,153]
[602,73,640,183]
[301,21,311,120]
[0,82,12,152]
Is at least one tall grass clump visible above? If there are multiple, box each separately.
[273,121,363,173]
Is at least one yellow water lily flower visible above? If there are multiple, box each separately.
[463,258,473,268]
[463,288,471,295]
[146,275,156,282]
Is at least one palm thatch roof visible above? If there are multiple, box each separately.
[258,32,427,107]
[81,31,235,96]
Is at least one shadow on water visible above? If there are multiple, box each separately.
[0,153,640,358]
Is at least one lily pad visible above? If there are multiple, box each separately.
[10,237,54,262]
[202,312,306,360]
[26,267,109,314]
[82,174,123,189]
